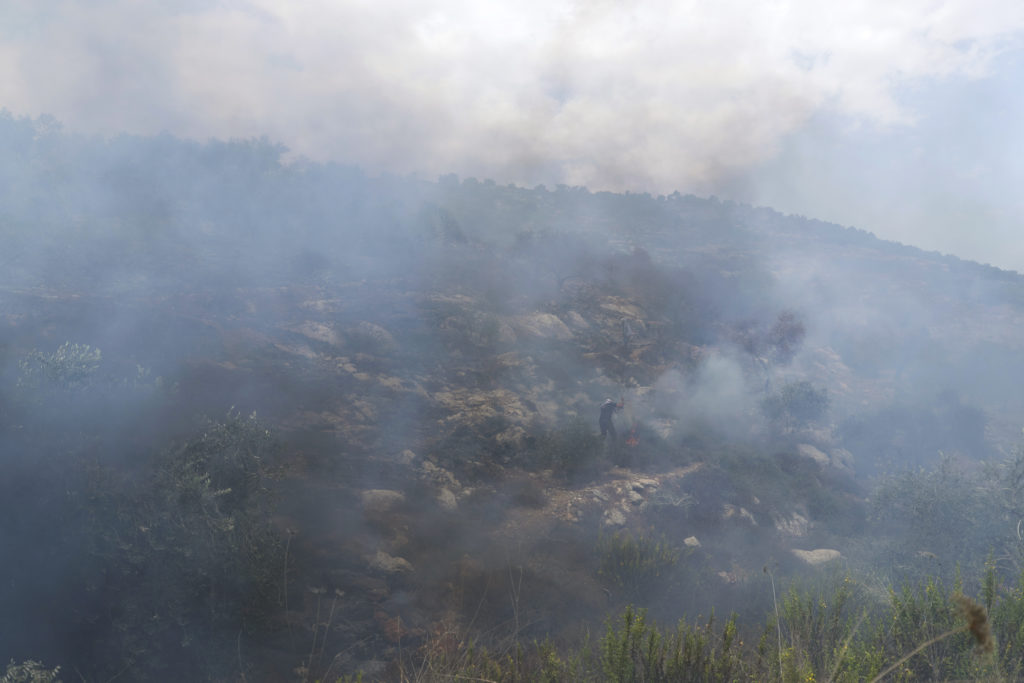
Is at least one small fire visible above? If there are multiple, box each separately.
[625,422,639,447]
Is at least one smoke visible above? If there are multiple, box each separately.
[653,354,758,436]
[3,112,1024,677]
[1,0,1020,197]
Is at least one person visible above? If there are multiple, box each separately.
[599,397,624,440]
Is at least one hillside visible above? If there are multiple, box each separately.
[3,115,1024,681]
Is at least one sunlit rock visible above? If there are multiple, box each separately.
[723,504,757,525]
[437,488,458,511]
[290,320,341,346]
[598,298,646,320]
[370,550,414,575]
[347,321,397,354]
[495,425,528,448]
[603,508,627,527]
[419,459,463,491]
[791,548,841,565]
[796,444,830,467]
[361,490,406,515]
[774,512,810,537]
[510,313,573,341]
[830,447,855,472]
[335,357,358,374]
[564,310,590,330]
[684,536,701,547]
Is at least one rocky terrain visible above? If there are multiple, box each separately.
[4,123,1024,680]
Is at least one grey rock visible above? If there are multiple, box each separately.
[370,550,414,574]
[791,548,841,565]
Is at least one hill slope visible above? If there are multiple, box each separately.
[2,116,1024,680]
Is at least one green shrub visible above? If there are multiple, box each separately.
[597,532,681,603]
[869,455,997,581]
[600,606,741,683]
[989,567,1024,679]
[17,341,101,392]
[755,576,879,683]
[883,578,996,681]
[78,411,284,680]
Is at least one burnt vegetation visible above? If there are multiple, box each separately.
[4,112,1024,680]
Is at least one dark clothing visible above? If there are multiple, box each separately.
[599,401,622,439]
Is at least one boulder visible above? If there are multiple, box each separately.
[603,508,627,527]
[437,488,458,511]
[791,548,841,566]
[370,550,414,575]
[830,447,855,472]
[511,313,574,341]
[796,444,830,467]
[723,504,757,526]
[774,512,810,537]
[361,489,406,515]
[292,321,341,346]
[564,310,590,330]
[347,321,398,354]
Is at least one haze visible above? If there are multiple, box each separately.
[2,0,1023,269]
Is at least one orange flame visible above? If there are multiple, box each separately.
[625,422,639,446]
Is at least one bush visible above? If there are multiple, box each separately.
[989,566,1024,679]
[77,411,284,680]
[17,341,101,392]
[529,416,603,477]
[882,579,996,681]
[762,381,829,431]
[601,606,740,683]
[757,576,875,682]
[766,310,805,365]
[869,454,999,581]
[597,532,681,603]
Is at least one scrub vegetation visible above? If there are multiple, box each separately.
[4,112,1024,680]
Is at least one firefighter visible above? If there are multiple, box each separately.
[599,397,624,440]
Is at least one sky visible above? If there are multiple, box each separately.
[2,0,1024,270]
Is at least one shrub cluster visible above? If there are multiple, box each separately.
[405,572,1022,682]
[597,532,681,603]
